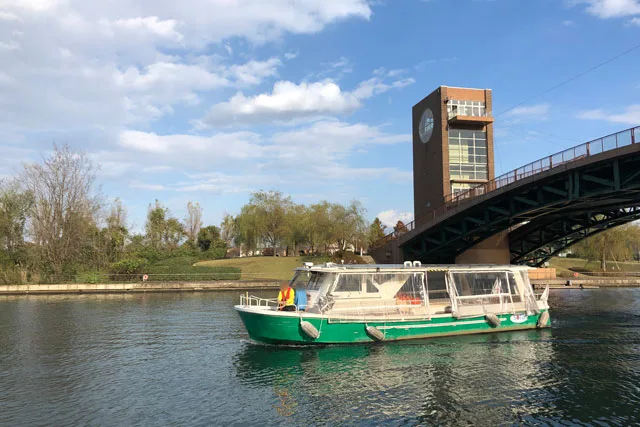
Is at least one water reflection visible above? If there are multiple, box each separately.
[233,329,558,425]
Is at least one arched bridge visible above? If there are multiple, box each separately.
[385,126,640,266]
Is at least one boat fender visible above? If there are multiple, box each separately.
[365,326,385,342]
[537,311,550,328]
[485,313,501,328]
[300,320,320,340]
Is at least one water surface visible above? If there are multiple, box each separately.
[1,289,639,426]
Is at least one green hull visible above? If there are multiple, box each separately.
[235,307,551,345]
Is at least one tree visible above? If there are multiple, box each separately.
[394,220,408,236]
[22,144,101,276]
[145,200,167,250]
[184,201,202,242]
[241,190,294,256]
[220,214,236,246]
[368,217,387,248]
[329,201,366,251]
[572,225,640,271]
[102,198,128,262]
[197,225,222,252]
[145,200,184,251]
[0,182,33,268]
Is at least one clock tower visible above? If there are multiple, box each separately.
[412,86,495,225]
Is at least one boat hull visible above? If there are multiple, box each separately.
[235,306,551,345]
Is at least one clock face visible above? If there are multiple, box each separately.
[419,108,434,143]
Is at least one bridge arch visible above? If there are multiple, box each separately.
[390,127,640,266]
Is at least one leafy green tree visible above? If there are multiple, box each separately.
[0,181,33,283]
[329,200,366,251]
[236,190,294,256]
[573,224,640,271]
[197,225,222,251]
[306,201,332,254]
[368,217,387,248]
[145,200,185,252]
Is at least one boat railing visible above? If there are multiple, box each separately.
[240,294,279,309]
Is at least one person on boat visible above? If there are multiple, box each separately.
[294,284,308,311]
[278,282,296,311]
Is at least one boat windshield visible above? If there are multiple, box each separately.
[290,270,312,288]
[306,272,337,294]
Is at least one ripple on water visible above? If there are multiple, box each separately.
[1,289,640,426]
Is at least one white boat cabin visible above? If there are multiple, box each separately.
[288,262,548,319]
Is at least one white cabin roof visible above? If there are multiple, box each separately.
[296,263,531,274]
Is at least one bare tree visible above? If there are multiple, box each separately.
[22,144,101,276]
[184,201,203,242]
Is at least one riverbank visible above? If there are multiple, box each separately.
[0,281,283,295]
[532,278,640,289]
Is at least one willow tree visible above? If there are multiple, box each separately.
[22,144,101,276]
[240,190,294,256]
[572,225,640,271]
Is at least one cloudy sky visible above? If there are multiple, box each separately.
[1,0,639,232]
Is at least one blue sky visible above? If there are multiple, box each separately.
[1,0,639,232]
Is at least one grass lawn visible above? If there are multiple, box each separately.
[549,256,640,276]
[195,256,329,281]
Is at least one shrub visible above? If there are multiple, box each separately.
[110,257,147,281]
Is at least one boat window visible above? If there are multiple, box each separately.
[290,270,312,289]
[426,271,448,300]
[306,272,337,292]
[334,274,364,293]
[365,278,379,293]
[450,271,517,297]
[395,273,426,305]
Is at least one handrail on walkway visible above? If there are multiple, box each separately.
[377,126,639,245]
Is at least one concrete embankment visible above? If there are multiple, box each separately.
[0,281,282,295]
[532,278,640,289]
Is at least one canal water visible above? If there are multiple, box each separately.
[1,289,639,426]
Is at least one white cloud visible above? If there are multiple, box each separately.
[118,130,264,159]
[505,104,550,119]
[197,80,361,127]
[110,16,183,41]
[576,105,640,124]
[574,0,640,18]
[0,0,372,131]
[631,16,640,24]
[228,57,282,85]
[197,70,416,128]
[377,210,414,229]
[352,76,415,100]
[563,19,576,26]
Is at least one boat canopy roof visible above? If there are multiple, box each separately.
[295,263,532,274]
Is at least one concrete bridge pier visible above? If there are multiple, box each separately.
[454,231,510,264]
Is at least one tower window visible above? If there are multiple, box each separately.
[448,129,488,180]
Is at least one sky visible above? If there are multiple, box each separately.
[1,0,639,233]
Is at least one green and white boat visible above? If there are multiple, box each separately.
[235,262,550,345]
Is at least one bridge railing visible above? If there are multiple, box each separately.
[376,126,638,246]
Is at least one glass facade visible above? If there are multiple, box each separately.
[451,182,475,195]
[447,100,487,118]
[449,129,488,180]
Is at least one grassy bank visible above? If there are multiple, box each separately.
[195,256,330,281]
[549,257,640,276]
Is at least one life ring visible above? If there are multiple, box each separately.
[142,274,149,282]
